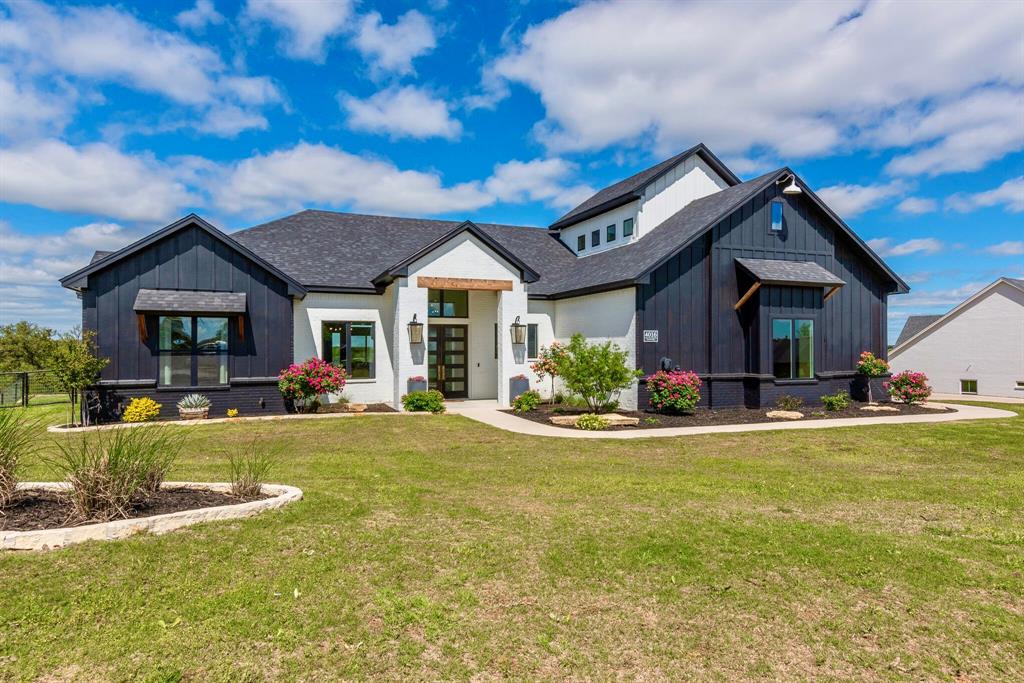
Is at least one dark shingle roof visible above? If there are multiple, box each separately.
[134,289,247,313]
[1006,277,1024,292]
[549,143,740,230]
[895,315,942,346]
[736,258,845,287]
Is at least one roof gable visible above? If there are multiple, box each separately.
[549,143,741,230]
[59,214,307,297]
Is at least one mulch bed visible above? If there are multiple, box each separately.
[1,488,269,533]
[505,401,954,430]
[315,402,397,414]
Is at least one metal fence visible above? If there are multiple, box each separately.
[0,370,68,408]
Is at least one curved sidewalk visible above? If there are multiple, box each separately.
[445,400,1016,439]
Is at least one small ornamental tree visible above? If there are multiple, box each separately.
[554,334,642,413]
[885,370,932,405]
[645,370,702,413]
[530,341,567,404]
[50,328,109,427]
[278,358,346,412]
[856,351,890,403]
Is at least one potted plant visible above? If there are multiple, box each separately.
[509,374,531,401]
[854,351,890,403]
[177,393,211,420]
[407,375,427,393]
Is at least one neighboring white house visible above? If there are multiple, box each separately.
[889,278,1024,398]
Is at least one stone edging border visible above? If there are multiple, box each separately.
[2,482,303,551]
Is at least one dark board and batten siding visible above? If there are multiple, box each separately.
[82,224,294,418]
[637,183,893,408]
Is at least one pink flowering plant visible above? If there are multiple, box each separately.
[856,351,889,377]
[278,358,346,411]
[645,370,702,413]
[531,341,567,404]
[884,370,932,405]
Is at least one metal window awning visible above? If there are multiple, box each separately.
[734,258,846,310]
[133,289,247,314]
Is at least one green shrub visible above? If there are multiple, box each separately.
[554,334,643,413]
[775,395,804,411]
[575,413,609,430]
[0,409,38,509]
[50,427,183,521]
[820,390,850,411]
[512,390,542,413]
[229,439,276,498]
[402,390,446,413]
[122,397,162,423]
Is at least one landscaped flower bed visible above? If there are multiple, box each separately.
[505,400,953,430]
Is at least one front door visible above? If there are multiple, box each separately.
[428,325,468,398]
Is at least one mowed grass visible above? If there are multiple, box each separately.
[1,403,1022,681]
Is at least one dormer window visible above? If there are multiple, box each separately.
[607,224,616,242]
[576,234,585,251]
[623,218,634,237]
[591,229,600,247]
[770,200,784,232]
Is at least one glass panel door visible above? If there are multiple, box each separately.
[427,325,468,398]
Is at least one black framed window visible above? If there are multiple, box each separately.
[772,318,813,379]
[623,217,634,236]
[322,321,375,379]
[960,379,977,394]
[158,315,228,387]
[428,289,468,317]
[591,229,600,247]
[770,199,784,232]
[527,323,538,359]
[606,224,616,242]
[576,234,585,252]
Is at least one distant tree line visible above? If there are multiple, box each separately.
[0,321,60,372]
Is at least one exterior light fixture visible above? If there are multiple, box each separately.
[781,174,802,195]
[510,316,527,345]
[407,313,424,344]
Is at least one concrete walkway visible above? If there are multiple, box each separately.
[445,400,1016,439]
[930,393,1024,405]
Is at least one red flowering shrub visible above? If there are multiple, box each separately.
[531,342,567,403]
[646,370,702,413]
[278,358,346,410]
[884,370,931,405]
[856,351,889,376]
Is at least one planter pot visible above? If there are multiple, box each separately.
[851,374,890,403]
[509,377,530,401]
[407,379,427,394]
[178,407,209,420]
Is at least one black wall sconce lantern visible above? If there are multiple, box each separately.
[408,313,424,344]
[510,315,527,345]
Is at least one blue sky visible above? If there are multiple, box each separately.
[0,0,1021,342]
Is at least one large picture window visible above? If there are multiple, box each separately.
[772,318,813,379]
[427,289,468,318]
[158,316,229,387]
[322,321,375,379]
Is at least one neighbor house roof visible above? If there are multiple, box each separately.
[894,315,942,347]
[133,289,247,314]
[736,258,846,288]
[548,143,741,230]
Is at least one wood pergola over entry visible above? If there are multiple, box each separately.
[417,276,513,291]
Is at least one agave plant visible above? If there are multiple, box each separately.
[176,393,211,410]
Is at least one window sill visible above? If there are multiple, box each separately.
[773,378,818,386]
[345,378,376,384]
[156,385,231,392]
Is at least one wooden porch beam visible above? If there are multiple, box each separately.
[733,281,761,310]
[416,276,513,291]
[823,285,842,303]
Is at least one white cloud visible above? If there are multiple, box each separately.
[353,10,437,77]
[196,105,269,137]
[175,0,224,32]
[0,65,75,140]
[213,142,492,217]
[946,177,1024,213]
[484,159,595,210]
[340,86,461,140]
[0,140,195,222]
[888,281,990,309]
[867,237,944,258]
[245,0,353,62]
[984,241,1024,256]
[896,197,938,215]
[483,0,1024,168]
[817,181,908,217]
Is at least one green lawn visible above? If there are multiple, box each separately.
[2,403,1022,681]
